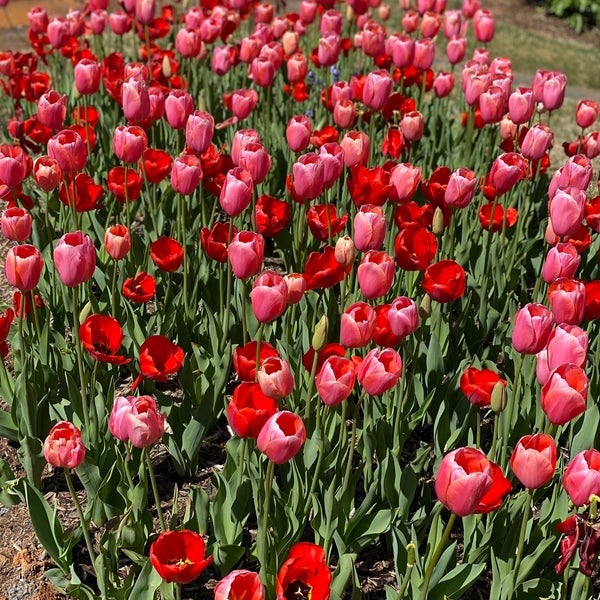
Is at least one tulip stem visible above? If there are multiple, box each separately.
[509,487,533,596]
[17,293,26,372]
[220,221,235,353]
[418,511,457,600]
[500,352,525,469]
[28,291,42,342]
[258,459,275,586]
[72,286,91,434]
[489,411,500,459]
[255,322,265,380]
[145,447,167,532]
[111,261,119,319]
[241,280,248,347]
[303,345,320,421]
[341,391,366,497]
[64,468,106,598]
[175,583,182,600]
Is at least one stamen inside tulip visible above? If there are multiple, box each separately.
[284,580,312,599]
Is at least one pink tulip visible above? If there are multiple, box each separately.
[74,58,101,95]
[318,142,345,188]
[510,434,556,490]
[473,8,494,42]
[220,167,253,217]
[362,69,393,111]
[391,35,414,68]
[292,153,324,201]
[545,324,588,374]
[257,356,294,399]
[286,115,312,153]
[113,125,147,164]
[28,6,49,33]
[175,28,202,58]
[228,231,264,279]
[43,421,86,469]
[171,153,202,196]
[231,129,261,165]
[185,111,214,155]
[109,395,168,448]
[563,449,600,506]
[53,231,96,287]
[33,156,61,192]
[357,250,395,299]
[250,270,288,323]
[340,131,370,169]
[508,87,535,125]
[388,296,419,339]
[340,301,376,348]
[317,33,341,67]
[433,71,455,98]
[413,38,435,71]
[283,273,306,304]
[320,9,342,35]
[249,56,276,87]
[357,347,402,395]
[286,53,308,82]
[122,77,150,122]
[446,37,467,65]
[444,167,477,208]
[5,244,44,291]
[1,207,32,242]
[353,205,386,252]
[547,278,586,325]
[548,186,586,237]
[479,86,505,124]
[257,411,306,464]
[521,123,553,161]
[511,303,553,355]
[541,243,580,284]
[333,100,358,129]
[47,129,87,173]
[165,90,194,130]
[135,0,155,25]
[229,89,259,120]
[548,155,593,198]
[575,100,599,129]
[104,224,131,261]
[488,152,527,196]
[238,143,272,184]
[400,111,424,142]
[316,356,356,406]
[214,570,265,600]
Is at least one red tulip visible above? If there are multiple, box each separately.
[394,224,437,271]
[276,542,332,600]
[304,245,347,291]
[0,308,14,358]
[459,367,506,408]
[233,341,278,382]
[150,237,184,272]
[138,335,184,383]
[43,421,86,469]
[435,447,512,516]
[122,271,156,303]
[149,530,213,584]
[214,569,265,600]
[79,314,131,365]
[422,260,466,303]
[510,433,556,489]
[253,195,290,237]
[307,204,348,242]
[141,148,172,184]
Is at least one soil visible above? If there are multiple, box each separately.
[0,0,599,598]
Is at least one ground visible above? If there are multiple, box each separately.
[0,0,599,597]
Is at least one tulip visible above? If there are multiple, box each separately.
[353,205,386,252]
[6,245,44,292]
[1,207,32,242]
[479,86,505,124]
[575,99,599,129]
[113,125,147,164]
[73,58,101,96]
[149,530,213,585]
[389,163,421,204]
[233,341,279,382]
[53,231,96,287]
[435,447,512,516]
[510,433,556,489]
[549,155,593,198]
[413,38,435,71]
[214,570,265,600]
[250,270,288,322]
[257,356,294,399]
[227,382,278,438]
[547,278,586,325]
[276,543,332,600]
[291,153,325,201]
[444,167,477,208]
[231,129,261,165]
[340,131,370,169]
[228,231,264,279]
[286,53,307,82]
[340,302,376,348]
[79,315,130,365]
[250,56,276,87]
[318,142,345,188]
[165,90,194,130]
[394,225,437,271]
[185,111,214,155]
[171,154,202,196]
[460,367,506,408]
[175,27,202,58]
[563,449,600,506]
[508,87,535,125]
[541,363,588,425]
[446,37,467,66]
[549,187,586,237]
[122,272,156,303]
[229,89,259,120]
[400,111,424,142]
[28,7,49,33]
[488,152,527,196]
[238,143,272,184]
[43,421,86,469]
[33,156,62,192]
[511,303,553,355]
[473,8,494,42]
[357,347,402,395]
[47,17,70,48]
[541,243,580,284]
[422,260,466,303]
[286,115,312,153]
[387,297,419,340]
[257,411,306,464]
[150,237,184,272]
[362,70,393,112]
[122,77,150,122]
[316,356,356,407]
[521,123,553,161]
[109,395,168,447]
[37,91,67,131]
[47,129,87,174]
[357,251,395,300]
[220,167,253,217]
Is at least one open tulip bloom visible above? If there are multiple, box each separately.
[2,1,600,598]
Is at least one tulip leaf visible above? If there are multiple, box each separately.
[330,552,357,600]
[429,562,485,600]
[0,410,18,442]
[17,436,45,489]
[426,332,444,388]
[128,557,163,600]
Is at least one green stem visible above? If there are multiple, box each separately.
[220,220,235,353]
[29,290,42,341]
[303,344,320,421]
[489,412,500,459]
[241,279,248,347]
[145,447,166,532]
[418,511,457,600]
[17,293,26,371]
[255,322,265,380]
[500,353,526,469]
[509,488,533,596]
[236,437,246,489]
[72,286,91,434]
[341,391,366,496]
[258,460,275,585]
[111,261,119,319]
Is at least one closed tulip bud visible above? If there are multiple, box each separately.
[354,205,386,252]
[335,235,355,267]
[33,156,61,192]
[400,111,424,143]
[541,363,588,425]
[286,115,312,152]
[5,244,44,291]
[47,129,87,173]
[508,87,535,125]
[317,33,341,67]
[473,8,494,43]
[165,90,194,130]
[432,207,446,235]
[511,303,553,354]
[171,153,202,196]
[292,153,324,200]
[175,27,202,58]
[435,447,512,516]
[258,356,294,399]
[185,111,214,155]
[419,294,432,319]
[316,355,356,406]
[521,123,553,161]
[122,77,150,122]
[358,250,395,300]
[490,380,507,413]
[576,99,599,130]
[53,231,96,287]
[413,38,436,71]
[312,315,329,352]
[250,56,276,87]
[135,0,155,25]
[104,224,131,261]
[229,89,259,120]
[1,207,32,242]
[563,449,600,506]
[228,231,264,279]
[446,37,467,66]
[257,411,306,464]
[28,6,49,33]
[388,296,419,339]
[44,421,86,469]
[391,34,414,68]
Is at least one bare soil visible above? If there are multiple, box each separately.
[0,0,599,598]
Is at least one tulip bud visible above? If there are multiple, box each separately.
[490,380,507,413]
[432,207,445,235]
[312,315,329,352]
[419,294,432,320]
[406,542,416,567]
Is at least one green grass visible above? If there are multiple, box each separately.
[488,20,600,90]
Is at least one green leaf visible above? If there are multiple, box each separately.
[330,553,357,600]
[429,563,486,600]
[128,557,163,600]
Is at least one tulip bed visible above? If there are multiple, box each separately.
[1,0,600,597]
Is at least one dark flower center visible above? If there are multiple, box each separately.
[284,580,312,600]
